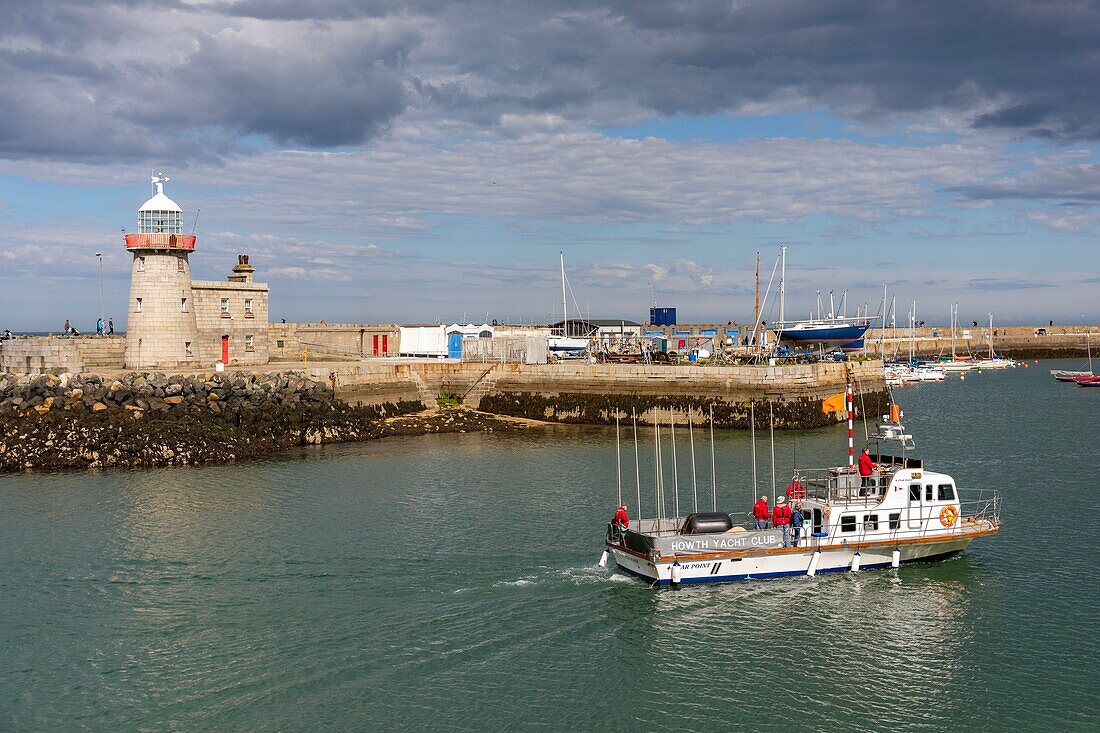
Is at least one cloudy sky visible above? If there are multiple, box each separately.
[2,0,1099,331]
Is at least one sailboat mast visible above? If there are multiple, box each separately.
[778,245,787,325]
[989,313,994,359]
[754,251,760,351]
[559,251,568,337]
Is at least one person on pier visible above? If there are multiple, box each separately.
[753,495,770,530]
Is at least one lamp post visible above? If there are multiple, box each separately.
[95,252,104,332]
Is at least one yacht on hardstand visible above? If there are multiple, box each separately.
[601,401,1001,585]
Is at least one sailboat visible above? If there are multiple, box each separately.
[772,246,872,350]
[1051,332,1093,381]
[974,314,1016,369]
[548,251,589,356]
[939,304,975,373]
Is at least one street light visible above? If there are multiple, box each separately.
[95,252,104,333]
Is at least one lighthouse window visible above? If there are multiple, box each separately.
[245,335,254,350]
[181,298,188,312]
[177,258,185,272]
[244,298,253,314]
[937,484,955,501]
[138,257,146,271]
[185,341,192,356]
[220,298,229,313]
[135,298,142,313]
[863,514,879,531]
[840,515,856,533]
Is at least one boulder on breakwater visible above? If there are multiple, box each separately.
[0,371,524,472]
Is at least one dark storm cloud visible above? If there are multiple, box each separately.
[2,0,1100,160]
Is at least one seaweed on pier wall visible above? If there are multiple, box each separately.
[477,390,890,430]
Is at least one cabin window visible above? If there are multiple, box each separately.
[909,484,922,502]
[840,515,856,533]
[937,484,955,501]
[863,514,879,531]
[925,485,934,501]
[889,512,901,530]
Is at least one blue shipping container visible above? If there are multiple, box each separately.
[650,306,677,326]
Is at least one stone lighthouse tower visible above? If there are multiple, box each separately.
[123,174,200,368]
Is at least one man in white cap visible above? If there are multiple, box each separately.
[772,495,793,547]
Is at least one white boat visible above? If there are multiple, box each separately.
[974,314,1017,369]
[1051,332,1092,381]
[550,252,590,357]
[603,405,1001,585]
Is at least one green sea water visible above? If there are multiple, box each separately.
[1,361,1097,731]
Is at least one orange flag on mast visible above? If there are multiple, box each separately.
[821,392,846,413]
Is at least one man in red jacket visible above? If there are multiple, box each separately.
[612,504,629,538]
[772,495,793,547]
[858,447,878,489]
[753,495,770,530]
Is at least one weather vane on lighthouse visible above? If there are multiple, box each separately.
[150,171,170,196]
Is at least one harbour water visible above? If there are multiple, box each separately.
[1,361,1097,731]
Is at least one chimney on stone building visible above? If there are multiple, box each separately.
[229,254,254,283]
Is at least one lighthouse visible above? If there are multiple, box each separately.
[123,174,200,368]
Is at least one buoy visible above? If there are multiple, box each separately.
[850,552,861,572]
[670,560,683,585]
[891,548,901,568]
[598,550,609,568]
[1022,362,1029,368]
[960,374,965,380]
[807,550,821,577]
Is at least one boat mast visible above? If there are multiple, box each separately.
[560,251,568,337]
[754,251,760,353]
[750,401,757,511]
[615,411,622,508]
[989,313,994,359]
[670,409,679,519]
[910,300,916,363]
[951,304,957,360]
[709,405,717,511]
[778,245,787,325]
[688,407,698,513]
[768,401,776,507]
[632,409,642,528]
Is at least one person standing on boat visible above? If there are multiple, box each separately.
[791,503,805,547]
[753,495,770,530]
[786,474,805,500]
[612,504,629,540]
[772,496,793,547]
[858,447,877,488]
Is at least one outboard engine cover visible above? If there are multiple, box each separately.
[681,512,734,535]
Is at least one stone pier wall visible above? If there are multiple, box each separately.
[322,359,886,429]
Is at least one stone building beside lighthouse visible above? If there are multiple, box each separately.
[124,175,269,369]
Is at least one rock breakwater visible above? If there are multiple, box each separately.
[0,372,527,472]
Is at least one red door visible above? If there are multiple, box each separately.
[381,334,388,354]
[221,335,229,364]
[372,334,379,356]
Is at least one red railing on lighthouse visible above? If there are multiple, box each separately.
[124,233,196,251]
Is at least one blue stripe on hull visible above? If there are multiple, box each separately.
[615,550,961,586]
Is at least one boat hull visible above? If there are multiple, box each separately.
[776,323,870,349]
[608,532,990,585]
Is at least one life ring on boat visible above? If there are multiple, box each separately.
[939,505,959,527]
